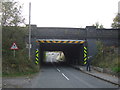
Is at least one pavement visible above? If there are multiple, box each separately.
[71,65,120,86]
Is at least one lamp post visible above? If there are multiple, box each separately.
[29,2,31,60]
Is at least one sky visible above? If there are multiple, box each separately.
[15,0,119,28]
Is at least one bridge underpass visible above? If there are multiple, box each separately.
[36,39,86,66]
[30,39,118,88]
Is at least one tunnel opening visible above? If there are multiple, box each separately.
[43,51,66,63]
[38,41,85,67]
[41,51,66,66]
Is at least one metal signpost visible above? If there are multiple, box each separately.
[10,42,19,57]
[28,2,31,60]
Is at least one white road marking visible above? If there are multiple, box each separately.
[62,73,69,80]
[57,68,60,72]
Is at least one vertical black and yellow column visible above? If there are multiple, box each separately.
[83,46,88,65]
[35,49,39,64]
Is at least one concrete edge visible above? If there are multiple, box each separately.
[71,65,120,86]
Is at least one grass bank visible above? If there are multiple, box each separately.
[2,26,39,77]
[92,41,120,73]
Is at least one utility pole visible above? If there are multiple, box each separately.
[118,1,120,14]
[29,2,31,60]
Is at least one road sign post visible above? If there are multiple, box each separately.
[10,42,19,57]
[13,50,15,57]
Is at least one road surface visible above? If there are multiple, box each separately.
[28,53,118,88]
[28,62,117,88]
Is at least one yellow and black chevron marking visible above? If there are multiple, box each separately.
[35,49,39,64]
[83,46,88,65]
[36,40,85,44]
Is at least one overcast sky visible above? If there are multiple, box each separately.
[16,0,119,28]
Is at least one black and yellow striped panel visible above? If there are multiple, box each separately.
[84,46,88,65]
[36,40,85,44]
[35,49,39,64]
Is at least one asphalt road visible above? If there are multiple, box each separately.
[28,53,118,88]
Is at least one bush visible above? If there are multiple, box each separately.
[92,41,120,73]
[112,67,120,73]
[2,26,39,76]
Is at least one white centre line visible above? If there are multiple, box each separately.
[62,73,69,80]
[57,68,60,72]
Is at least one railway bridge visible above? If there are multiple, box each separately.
[26,25,119,66]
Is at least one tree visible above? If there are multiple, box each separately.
[111,13,120,29]
[2,1,25,26]
[92,22,104,29]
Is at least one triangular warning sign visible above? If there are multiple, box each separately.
[10,42,19,50]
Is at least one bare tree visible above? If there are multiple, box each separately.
[92,22,104,29]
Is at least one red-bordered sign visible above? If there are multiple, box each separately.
[10,42,19,50]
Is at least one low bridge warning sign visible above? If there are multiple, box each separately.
[10,42,19,50]
[10,42,19,57]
